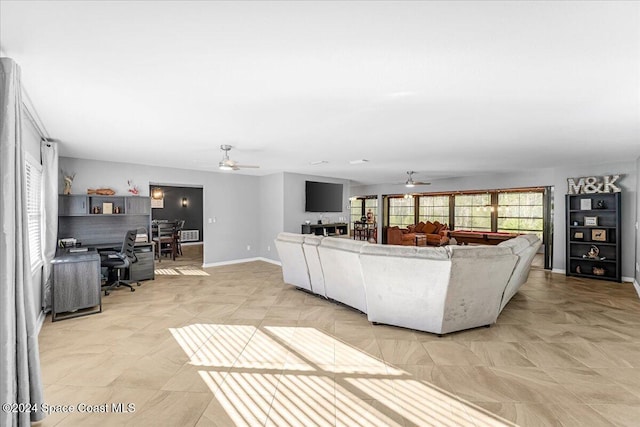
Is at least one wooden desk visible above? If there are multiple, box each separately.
[51,249,101,321]
[93,241,155,282]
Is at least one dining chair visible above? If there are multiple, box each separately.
[152,221,178,262]
[174,219,186,256]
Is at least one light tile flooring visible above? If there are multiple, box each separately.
[36,247,640,426]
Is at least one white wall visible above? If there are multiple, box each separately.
[258,173,284,262]
[282,172,351,233]
[59,157,261,265]
[636,156,640,286]
[353,161,637,280]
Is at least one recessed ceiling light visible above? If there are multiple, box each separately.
[309,160,328,165]
[349,159,369,165]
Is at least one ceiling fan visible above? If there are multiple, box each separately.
[218,144,260,171]
[402,171,430,188]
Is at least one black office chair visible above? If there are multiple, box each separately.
[101,229,138,295]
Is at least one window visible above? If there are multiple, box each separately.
[454,194,491,231]
[350,198,363,226]
[498,191,544,239]
[25,155,43,271]
[388,196,415,227]
[364,198,378,223]
[418,195,449,224]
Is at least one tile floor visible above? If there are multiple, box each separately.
[35,246,640,426]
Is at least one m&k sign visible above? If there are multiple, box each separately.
[567,175,622,194]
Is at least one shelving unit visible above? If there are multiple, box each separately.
[59,195,151,216]
[301,222,348,236]
[58,195,152,246]
[566,192,621,282]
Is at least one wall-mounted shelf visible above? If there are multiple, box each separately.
[58,195,152,247]
[59,195,150,216]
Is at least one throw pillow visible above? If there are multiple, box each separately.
[407,225,416,233]
[416,222,426,233]
[423,221,437,234]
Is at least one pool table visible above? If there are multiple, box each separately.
[447,230,519,245]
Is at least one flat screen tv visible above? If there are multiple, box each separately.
[305,181,343,212]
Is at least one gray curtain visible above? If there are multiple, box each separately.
[0,58,46,425]
[40,140,58,311]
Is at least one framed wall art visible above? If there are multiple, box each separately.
[580,199,592,210]
[591,229,607,242]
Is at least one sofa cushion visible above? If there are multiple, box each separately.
[498,236,531,254]
[275,232,311,292]
[407,225,416,233]
[361,244,450,260]
[303,235,326,297]
[277,232,306,244]
[520,234,539,245]
[415,222,426,233]
[320,236,369,253]
[447,245,513,259]
[423,221,437,234]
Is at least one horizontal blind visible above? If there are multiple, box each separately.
[25,157,43,270]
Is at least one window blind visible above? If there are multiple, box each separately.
[25,156,43,271]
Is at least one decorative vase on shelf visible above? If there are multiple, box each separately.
[62,171,75,195]
[366,209,373,222]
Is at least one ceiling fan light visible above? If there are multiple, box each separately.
[219,163,233,171]
[405,182,415,188]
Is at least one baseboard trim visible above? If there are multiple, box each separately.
[259,257,282,266]
[550,268,635,285]
[634,279,640,298]
[203,257,281,268]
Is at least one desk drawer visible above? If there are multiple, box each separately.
[130,251,154,281]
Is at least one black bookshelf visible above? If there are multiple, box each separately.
[566,192,621,282]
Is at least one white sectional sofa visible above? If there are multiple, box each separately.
[302,235,326,298]
[274,233,541,335]
[317,238,369,313]
[360,244,517,334]
[497,234,542,311]
[273,232,313,292]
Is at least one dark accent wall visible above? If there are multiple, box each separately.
[151,185,203,242]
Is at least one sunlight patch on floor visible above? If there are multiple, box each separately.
[170,323,511,426]
[155,266,209,276]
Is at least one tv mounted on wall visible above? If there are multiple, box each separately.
[305,181,343,212]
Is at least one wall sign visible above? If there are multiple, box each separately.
[567,175,622,194]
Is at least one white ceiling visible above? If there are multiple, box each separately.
[1,1,639,185]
